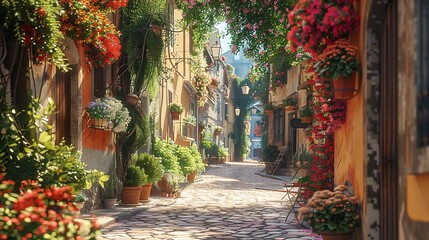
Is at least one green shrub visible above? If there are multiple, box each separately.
[152,138,180,174]
[262,145,279,162]
[0,97,107,192]
[190,145,205,172]
[174,146,196,175]
[124,165,146,187]
[133,153,163,183]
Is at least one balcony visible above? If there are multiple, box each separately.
[180,122,196,142]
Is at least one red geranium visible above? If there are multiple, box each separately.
[287,0,359,57]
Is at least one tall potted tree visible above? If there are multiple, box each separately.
[133,153,163,202]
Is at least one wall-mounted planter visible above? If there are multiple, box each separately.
[331,73,359,100]
[170,111,180,120]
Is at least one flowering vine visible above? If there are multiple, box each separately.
[175,0,301,66]
[0,0,126,70]
[191,72,210,107]
[287,0,359,57]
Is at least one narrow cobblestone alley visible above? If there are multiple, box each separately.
[100,161,320,240]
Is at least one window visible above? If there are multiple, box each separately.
[169,3,175,49]
[273,108,285,145]
[93,67,105,98]
[224,102,229,119]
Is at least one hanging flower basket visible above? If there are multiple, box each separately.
[90,118,109,130]
[331,72,359,100]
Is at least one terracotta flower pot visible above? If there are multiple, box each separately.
[158,177,175,196]
[331,72,358,100]
[265,110,273,115]
[103,198,116,209]
[126,93,140,106]
[319,231,353,240]
[187,170,197,182]
[121,186,142,205]
[139,183,153,201]
[285,105,295,111]
[170,111,180,120]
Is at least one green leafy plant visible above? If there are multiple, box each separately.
[124,165,146,187]
[262,145,279,162]
[183,115,196,126]
[168,103,184,113]
[133,153,164,183]
[73,192,88,203]
[102,165,122,199]
[300,106,313,118]
[189,145,205,173]
[292,144,312,168]
[283,95,298,107]
[174,146,197,175]
[152,138,181,174]
[264,104,274,111]
[0,97,107,193]
[298,185,360,234]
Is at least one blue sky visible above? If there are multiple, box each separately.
[215,22,231,54]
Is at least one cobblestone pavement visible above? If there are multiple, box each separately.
[100,161,320,240]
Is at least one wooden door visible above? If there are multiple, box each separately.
[54,70,71,144]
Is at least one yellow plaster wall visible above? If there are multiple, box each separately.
[406,174,429,221]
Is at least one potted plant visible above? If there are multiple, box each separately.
[298,185,360,239]
[198,121,205,133]
[175,146,197,176]
[213,126,223,136]
[168,103,184,120]
[102,166,122,209]
[292,144,312,172]
[121,164,146,205]
[183,115,196,126]
[86,97,131,132]
[86,99,110,128]
[72,192,87,213]
[188,145,205,182]
[210,77,220,89]
[314,39,360,99]
[264,103,274,114]
[133,153,163,202]
[283,96,298,111]
[299,106,313,123]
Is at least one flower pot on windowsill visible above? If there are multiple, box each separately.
[285,105,296,111]
[170,111,180,120]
